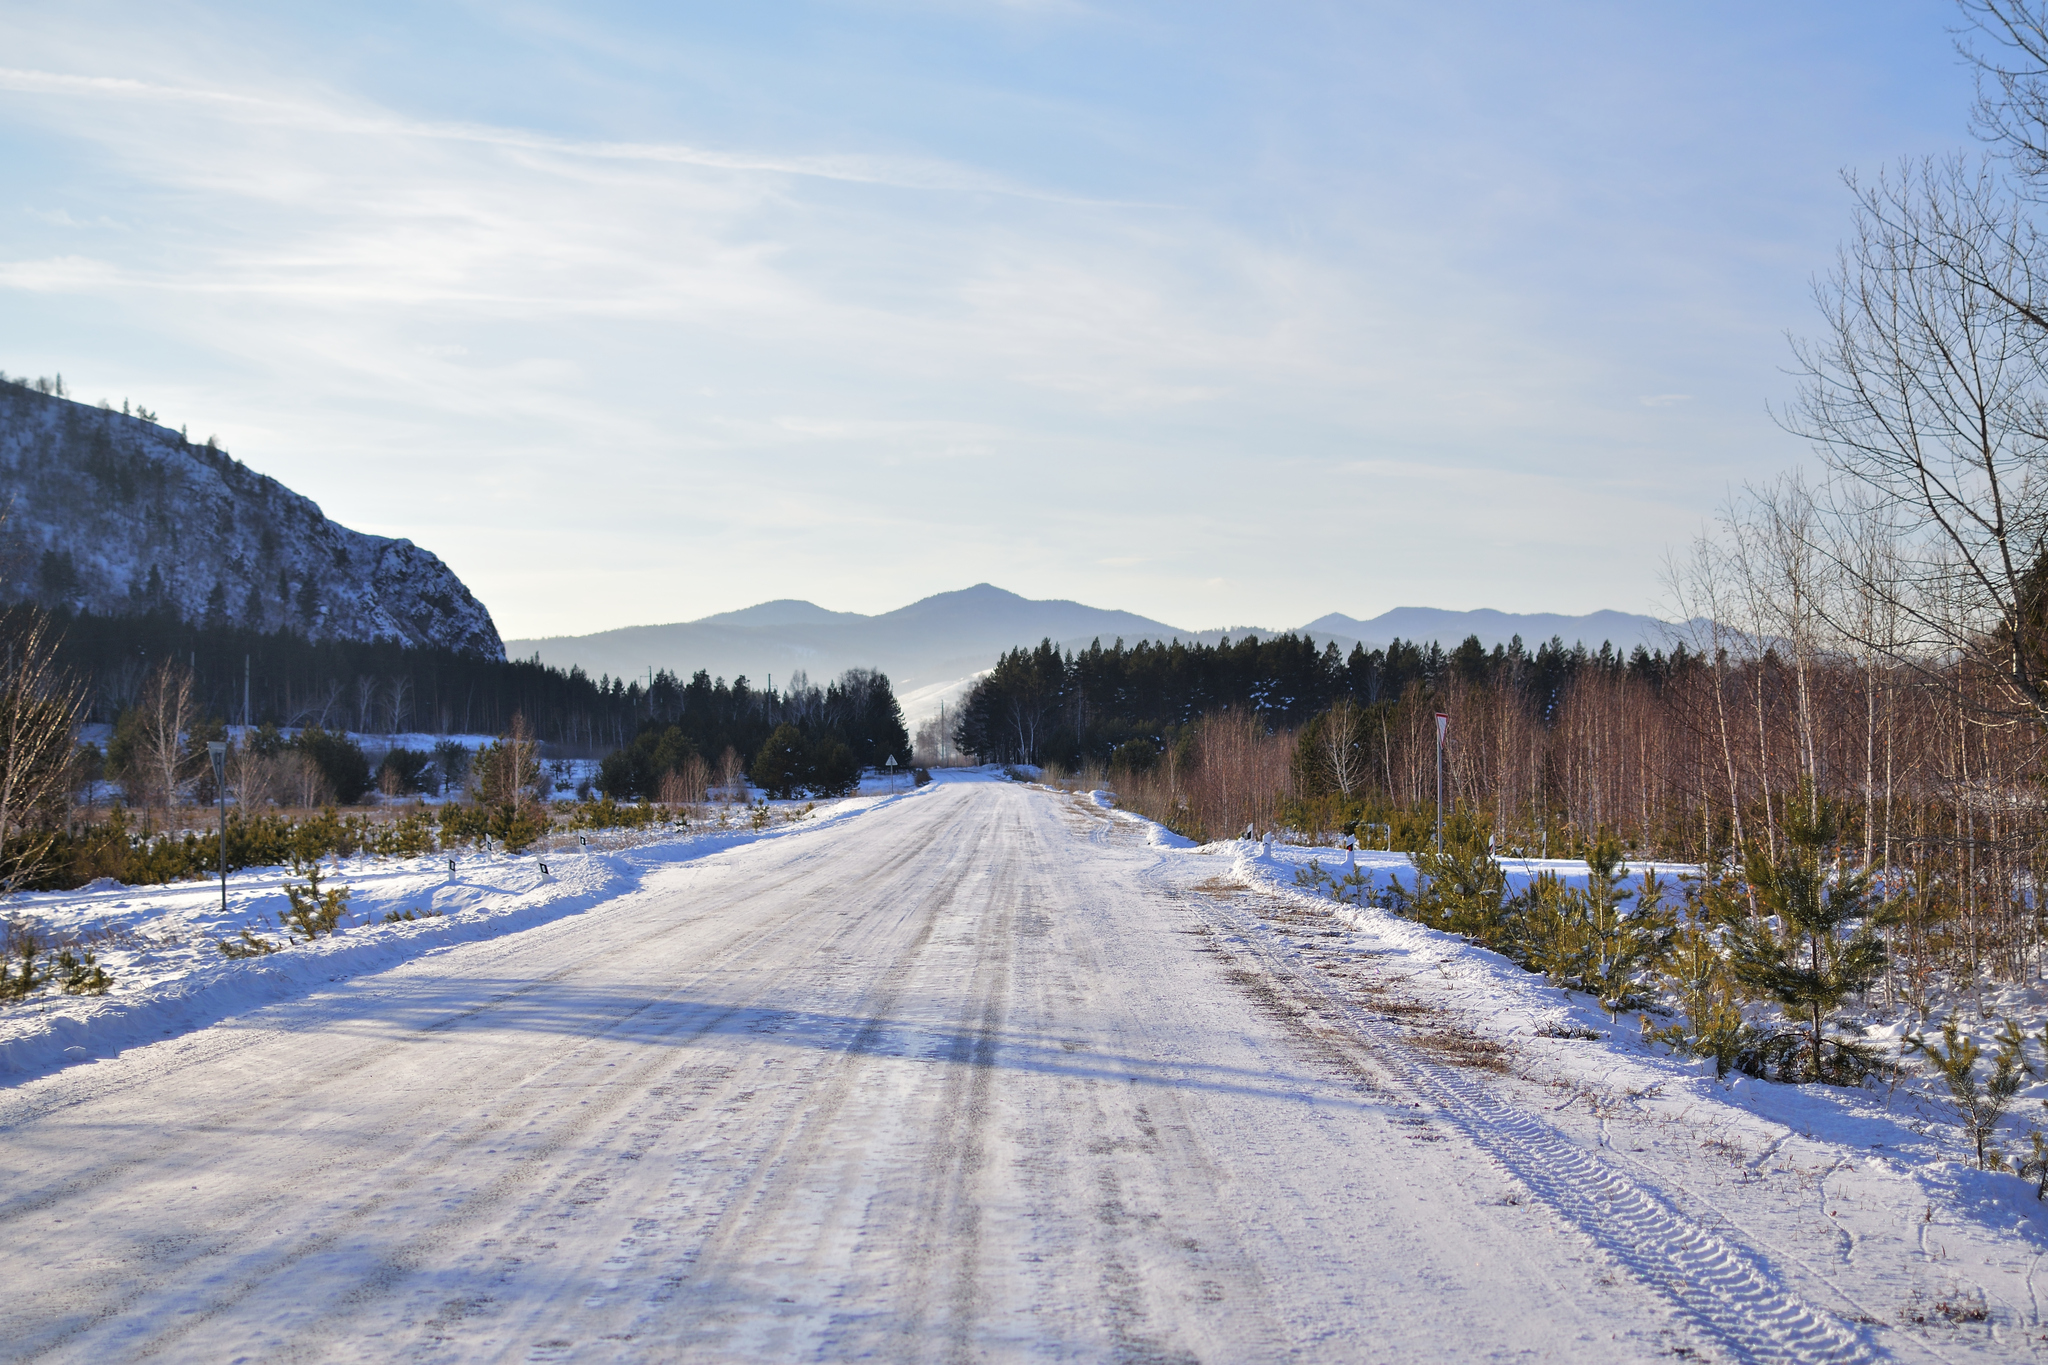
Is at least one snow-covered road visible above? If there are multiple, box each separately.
[0,777,2028,1361]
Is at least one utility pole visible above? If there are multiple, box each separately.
[1434,712,1448,854]
[208,741,228,914]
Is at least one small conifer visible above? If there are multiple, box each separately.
[218,928,282,958]
[1725,790,1886,1082]
[281,857,352,941]
[1906,1016,2028,1169]
[56,947,111,995]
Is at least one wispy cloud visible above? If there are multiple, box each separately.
[0,66,1134,202]
[0,254,122,289]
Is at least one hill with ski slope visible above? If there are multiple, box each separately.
[0,377,504,659]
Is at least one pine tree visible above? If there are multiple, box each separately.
[1584,848,1676,1017]
[1644,870,1752,1075]
[280,856,351,941]
[752,724,811,799]
[1906,1016,2028,1168]
[1725,790,1886,1082]
[1521,870,1596,988]
[1406,823,1510,942]
[0,924,50,1000]
[56,947,111,994]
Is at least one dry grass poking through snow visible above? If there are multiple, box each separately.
[1183,874,1509,1074]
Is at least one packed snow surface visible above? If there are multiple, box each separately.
[2,774,2045,1361]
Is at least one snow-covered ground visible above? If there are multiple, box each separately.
[2,772,2045,1361]
[1089,795,2048,1360]
[0,791,915,1083]
[1214,821,2048,1118]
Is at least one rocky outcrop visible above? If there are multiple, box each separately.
[0,380,504,658]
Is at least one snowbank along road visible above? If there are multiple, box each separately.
[2,773,2042,1362]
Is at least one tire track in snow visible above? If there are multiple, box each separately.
[1185,878,1871,1365]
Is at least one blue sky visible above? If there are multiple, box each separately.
[0,1,1980,637]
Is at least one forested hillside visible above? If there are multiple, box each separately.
[0,374,502,657]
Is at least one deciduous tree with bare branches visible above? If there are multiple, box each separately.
[133,660,197,810]
[0,607,85,893]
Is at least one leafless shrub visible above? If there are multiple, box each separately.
[281,751,334,809]
[227,744,283,809]
[715,746,747,801]
[658,753,708,807]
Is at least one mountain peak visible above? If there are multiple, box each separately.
[695,599,866,627]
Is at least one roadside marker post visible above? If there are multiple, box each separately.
[1434,712,1448,854]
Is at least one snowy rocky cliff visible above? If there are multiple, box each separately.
[0,381,505,658]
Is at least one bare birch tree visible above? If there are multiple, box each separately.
[134,660,197,810]
[283,751,332,810]
[1319,698,1368,798]
[385,675,412,735]
[227,743,281,810]
[1665,534,1755,852]
[1961,1,2048,191]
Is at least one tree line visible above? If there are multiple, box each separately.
[951,629,1667,772]
[35,607,916,766]
[598,667,910,802]
[38,606,690,747]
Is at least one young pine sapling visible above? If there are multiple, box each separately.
[56,947,110,995]
[1905,1016,2030,1170]
[1725,793,1887,1083]
[280,856,352,942]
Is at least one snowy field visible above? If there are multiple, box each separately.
[1,772,2045,1361]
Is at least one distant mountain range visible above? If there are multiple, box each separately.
[0,380,503,657]
[507,585,1681,726]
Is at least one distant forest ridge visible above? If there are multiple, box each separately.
[41,609,1662,762]
[42,608,811,754]
[952,629,1686,767]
